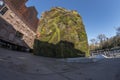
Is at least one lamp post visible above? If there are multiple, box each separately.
[0,0,4,10]
[0,0,4,6]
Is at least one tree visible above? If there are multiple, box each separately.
[116,27,120,36]
[97,34,107,42]
[97,34,107,49]
[90,39,97,50]
[90,39,96,45]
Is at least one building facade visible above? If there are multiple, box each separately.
[0,0,38,50]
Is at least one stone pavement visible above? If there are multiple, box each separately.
[0,48,120,80]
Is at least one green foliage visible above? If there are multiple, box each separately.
[33,40,85,58]
[34,7,89,57]
[102,36,120,49]
[90,33,120,51]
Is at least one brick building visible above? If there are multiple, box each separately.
[0,0,39,50]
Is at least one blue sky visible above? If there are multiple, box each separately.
[26,0,120,43]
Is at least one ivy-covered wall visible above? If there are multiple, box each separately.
[34,7,89,58]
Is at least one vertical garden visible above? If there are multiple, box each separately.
[33,7,89,58]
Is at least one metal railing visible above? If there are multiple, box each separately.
[90,47,120,58]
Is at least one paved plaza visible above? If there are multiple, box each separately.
[0,48,120,80]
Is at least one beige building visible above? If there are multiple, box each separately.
[0,0,38,51]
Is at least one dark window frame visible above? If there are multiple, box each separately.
[15,31,23,39]
[0,6,8,15]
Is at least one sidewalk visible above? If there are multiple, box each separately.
[0,48,120,80]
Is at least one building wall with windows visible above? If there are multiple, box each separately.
[0,17,29,48]
[0,0,39,49]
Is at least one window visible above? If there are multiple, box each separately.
[15,31,23,39]
[0,6,8,15]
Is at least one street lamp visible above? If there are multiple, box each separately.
[0,0,4,6]
[0,0,4,9]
